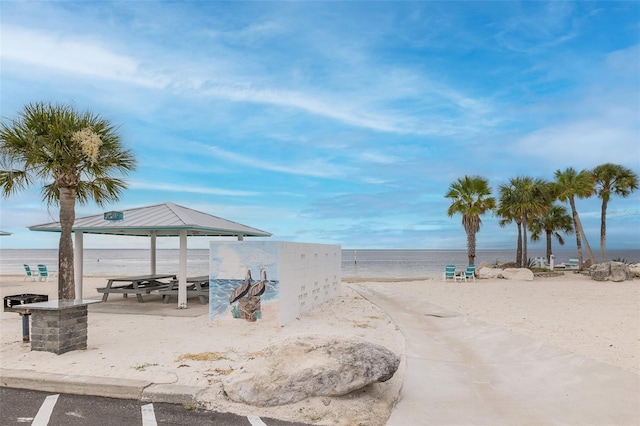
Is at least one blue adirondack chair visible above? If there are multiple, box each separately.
[23,264,37,281]
[464,264,476,282]
[37,264,57,282]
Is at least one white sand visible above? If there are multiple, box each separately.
[1,273,638,425]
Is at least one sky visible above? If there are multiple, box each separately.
[0,1,639,251]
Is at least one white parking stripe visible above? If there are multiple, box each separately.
[141,403,158,426]
[32,394,59,426]
[247,415,267,426]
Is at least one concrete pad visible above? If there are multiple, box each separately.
[0,368,150,400]
[88,297,208,317]
[353,285,640,426]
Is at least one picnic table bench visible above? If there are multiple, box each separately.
[97,274,177,303]
[157,275,210,305]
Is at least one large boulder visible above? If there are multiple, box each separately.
[628,263,640,278]
[477,266,502,279]
[589,262,633,282]
[222,335,400,406]
[501,268,534,281]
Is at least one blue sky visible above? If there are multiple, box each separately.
[1,1,639,251]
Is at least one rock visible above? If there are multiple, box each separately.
[629,263,640,278]
[501,268,534,281]
[222,335,400,406]
[477,261,493,270]
[589,262,633,282]
[477,266,502,279]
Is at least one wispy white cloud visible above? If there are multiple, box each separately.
[1,26,168,88]
[203,145,351,179]
[130,180,259,196]
[2,22,497,138]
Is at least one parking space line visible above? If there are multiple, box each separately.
[32,394,59,426]
[247,415,267,426]
[141,403,157,426]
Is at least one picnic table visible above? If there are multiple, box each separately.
[158,275,210,305]
[97,274,177,303]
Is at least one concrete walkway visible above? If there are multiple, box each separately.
[352,284,640,426]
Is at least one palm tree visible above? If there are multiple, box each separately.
[445,175,496,266]
[497,176,550,267]
[552,167,596,268]
[496,184,523,266]
[592,163,639,262]
[0,102,137,300]
[529,204,574,263]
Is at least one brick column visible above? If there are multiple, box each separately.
[30,305,88,355]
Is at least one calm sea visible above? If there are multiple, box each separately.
[2,248,639,279]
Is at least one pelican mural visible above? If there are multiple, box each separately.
[229,268,268,322]
[229,269,252,304]
[248,268,268,298]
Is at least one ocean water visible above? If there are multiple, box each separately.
[2,248,639,280]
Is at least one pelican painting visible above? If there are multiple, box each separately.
[248,268,268,298]
[229,269,252,304]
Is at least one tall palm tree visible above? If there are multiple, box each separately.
[552,167,596,268]
[529,204,574,263]
[0,102,137,300]
[592,163,639,262]
[445,175,496,266]
[497,176,550,267]
[496,184,523,266]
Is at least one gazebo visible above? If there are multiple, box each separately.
[29,202,271,308]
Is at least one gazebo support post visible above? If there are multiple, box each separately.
[74,232,83,300]
[150,231,157,275]
[178,230,187,309]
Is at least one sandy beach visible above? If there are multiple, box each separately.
[1,272,638,425]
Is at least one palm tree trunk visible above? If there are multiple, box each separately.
[522,215,528,268]
[545,230,552,263]
[569,197,585,268]
[574,210,596,265]
[467,230,476,266]
[600,198,608,263]
[58,186,76,300]
[516,221,523,267]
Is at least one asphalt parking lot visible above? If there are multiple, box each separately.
[0,387,309,426]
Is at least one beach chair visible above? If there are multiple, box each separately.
[533,256,549,269]
[23,264,38,281]
[443,265,465,282]
[443,264,456,281]
[37,264,57,282]
[464,265,476,282]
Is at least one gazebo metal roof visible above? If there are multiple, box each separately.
[29,202,272,237]
[28,202,271,308]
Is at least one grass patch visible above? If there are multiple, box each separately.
[133,362,158,371]
[176,351,230,362]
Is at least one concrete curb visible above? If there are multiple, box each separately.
[0,368,207,405]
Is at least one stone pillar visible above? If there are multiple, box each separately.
[30,305,88,354]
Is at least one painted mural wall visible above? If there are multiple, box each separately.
[209,241,341,326]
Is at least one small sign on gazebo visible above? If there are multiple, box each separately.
[103,211,124,221]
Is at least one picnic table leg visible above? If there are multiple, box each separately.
[163,294,171,304]
[102,293,109,302]
[136,293,144,303]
